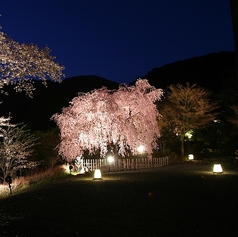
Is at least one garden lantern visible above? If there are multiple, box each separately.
[213,164,223,173]
[93,169,102,180]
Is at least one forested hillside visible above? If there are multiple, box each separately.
[0,75,119,130]
[0,51,236,131]
[143,51,236,93]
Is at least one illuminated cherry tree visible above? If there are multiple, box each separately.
[0,27,64,138]
[52,79,163,163]
[0,118,39,182]
[0,29,64,97]
[0,27,64,179]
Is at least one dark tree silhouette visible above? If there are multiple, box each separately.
[230,0,238,82]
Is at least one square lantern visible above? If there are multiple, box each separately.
[213,164,223,173]
[188,154,194,160]
[93,169,103,180]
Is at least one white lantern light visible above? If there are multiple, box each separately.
[213,164,223,173]
[93,169,102,180]
[188,154,194,160]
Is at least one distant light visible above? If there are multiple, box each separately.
[137,145,145,153]
[107,156,114,163]
[188,154,194,160]
[185,130,193,139]
[213,164,223,173]
[93,169,102,180]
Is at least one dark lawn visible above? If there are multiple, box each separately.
[0,163,238,237]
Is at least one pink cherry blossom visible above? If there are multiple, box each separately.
[52,79,163,163]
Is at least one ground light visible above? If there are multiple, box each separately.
[93,169,103,180]
[137,145,145,153]
[188,154,194,160]
[213,164,223,173]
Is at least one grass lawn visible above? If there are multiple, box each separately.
[0,162,238,236]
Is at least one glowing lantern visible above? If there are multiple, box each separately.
[93,169,102,180]
[213,164,223,173]
[188,154,194,160]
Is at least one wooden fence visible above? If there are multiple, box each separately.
[81,156,169,172]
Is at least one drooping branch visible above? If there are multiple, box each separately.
[52,79,163,162]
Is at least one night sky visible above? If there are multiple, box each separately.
[1,0,235,84]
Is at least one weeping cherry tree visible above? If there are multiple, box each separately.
[52,79,163,163]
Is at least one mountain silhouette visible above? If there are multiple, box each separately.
[142,51,236,92]
[0,51,236,131]
[0,75,119,130]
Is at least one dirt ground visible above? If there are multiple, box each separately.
[0,162,238,237]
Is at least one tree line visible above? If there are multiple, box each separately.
[1,25,238,183]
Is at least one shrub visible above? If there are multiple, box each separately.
[0,166,69,198]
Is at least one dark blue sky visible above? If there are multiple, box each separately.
[1,0,235,84]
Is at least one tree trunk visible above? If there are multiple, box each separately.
[181,133,185,159]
